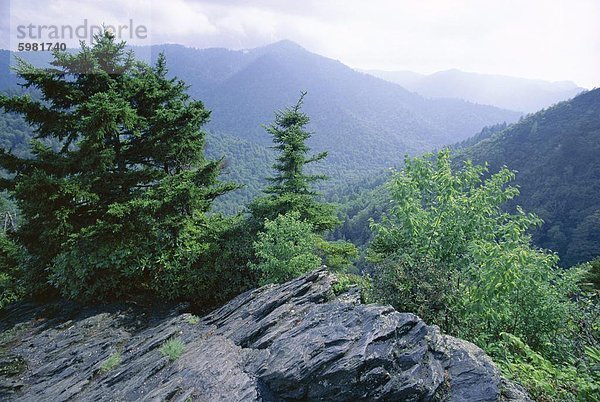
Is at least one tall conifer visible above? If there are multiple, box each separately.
[0,32,234,300]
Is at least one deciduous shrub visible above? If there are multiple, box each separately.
[250,212,321,286]
[368,150,597,400]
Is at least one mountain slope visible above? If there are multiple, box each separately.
[149,41,521,183]
[1,42,521,198]
[459,88,600,266]
[367,68,585,113]
[334,89,600,267]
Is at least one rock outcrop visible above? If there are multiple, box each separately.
[0,268,530,401]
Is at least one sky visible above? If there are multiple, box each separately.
[2,0,599,88]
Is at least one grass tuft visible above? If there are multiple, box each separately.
[100,351,121,374]
[160,338,185,361]
[186,315,200,325]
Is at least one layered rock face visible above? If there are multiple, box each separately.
[0,269,530,401]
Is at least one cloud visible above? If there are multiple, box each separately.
[148,0,600,87]
[4,0,599,87]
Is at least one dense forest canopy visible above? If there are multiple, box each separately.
[330,90,600,269]
[458,89,600,266]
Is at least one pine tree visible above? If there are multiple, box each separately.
[249,93,338,232]
[248,94,356,283]
[264,92,327,196]
[0,32,235,300]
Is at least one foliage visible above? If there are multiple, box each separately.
[0,199,25,309]
[249,93,338,233]
[0,32,236,302]
[579,257,600,292]
[569,260,600,358]
[316,238,358,272]
[368,149,600,400]
[369,150,573,350]
[186,314,200,325]
[160,338,185,362]
[0,354,26,377]
[458,89,600,266]
[49,213,242,302]
[492,333,600,402]
[371,255,459,330]
[331,272,372,302]
[0,232,25,309]
[250,211,321,286]
[249,212,358,287]
[462,230,570,356]
[99,352,121,374]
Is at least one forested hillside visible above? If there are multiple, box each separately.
[0,42,521,210]
[333,89,600,268]
[459,88,600,266]
[204,132,272,213]
[153,41,521,183]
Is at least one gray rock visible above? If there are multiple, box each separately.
[0,268,531,401]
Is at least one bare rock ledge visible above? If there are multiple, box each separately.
[0,268,531,401]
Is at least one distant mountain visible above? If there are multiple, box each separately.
[141,41,520,184]
[0,41,520,205]
[366,68,586,113]
[363,70,425,89]
[0,50,58,91]
[0,50,17,90]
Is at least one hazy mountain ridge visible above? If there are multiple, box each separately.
[151,41,521,183]
[1,41,521,192]
[366,68,586,113]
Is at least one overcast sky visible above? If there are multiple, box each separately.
[3,0,599,88]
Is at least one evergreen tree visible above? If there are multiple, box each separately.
[248,94,356,284]
[249,93,338,232]
[0,32,235,301]
[264,91,327,196]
